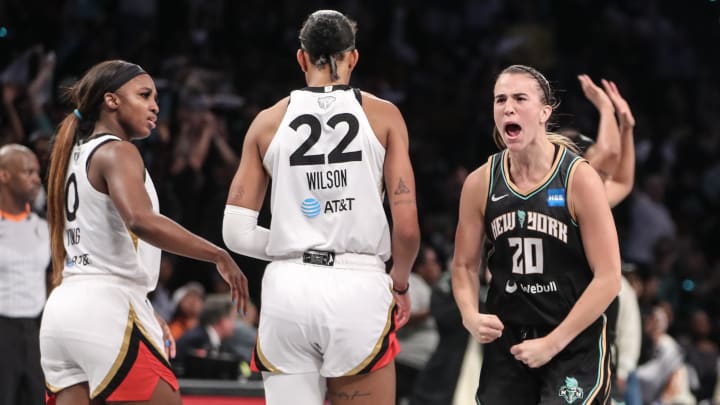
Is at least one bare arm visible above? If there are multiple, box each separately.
[550,163,622,350]
[222,106,279,261]
[94,141,248,313]
[225,109,273,210]
[578,74,620,180]
[382,102,420,292]
[452,165,504,343]
[601,79,636,207]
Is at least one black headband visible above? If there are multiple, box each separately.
[509,65,554,106]
[105,63,146,94]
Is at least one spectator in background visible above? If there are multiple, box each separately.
[212,271,259,365]
[0,144,49,405]
[614,264,643,405]
[169,281,205,340]
[678,309,718,404]
[625,173,676,267]
[396,245,442,403]
[174,294,238,378]
[0,45,56,146]
[410,263,489,405]
[149,253,177,322]
[636,304,696,405]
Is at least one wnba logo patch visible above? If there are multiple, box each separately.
[301,198,322,218]
[547,188,566,207]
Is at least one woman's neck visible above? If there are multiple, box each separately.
[305,78,349,87]
[305,66,351,87]
[507,137,556,184]
[92,119,128,141]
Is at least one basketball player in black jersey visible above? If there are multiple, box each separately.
[452,65,622,405]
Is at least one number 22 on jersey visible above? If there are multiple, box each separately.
[288,113,362,166]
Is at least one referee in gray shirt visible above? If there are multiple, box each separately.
[0,144,50,405]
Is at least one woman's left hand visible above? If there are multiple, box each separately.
[155,311,176,359]
[510,336,561,368]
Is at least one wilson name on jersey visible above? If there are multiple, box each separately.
[263,86,391,260]
[484,145,591,326]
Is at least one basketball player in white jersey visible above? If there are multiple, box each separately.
[40,60,248,405]
[222,10,420,405]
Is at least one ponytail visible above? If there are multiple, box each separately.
[45,59,147,287]
[547,132,581,154]
[47,114,79,286]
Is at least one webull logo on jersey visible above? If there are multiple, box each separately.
[301,197,356,218]
[504,279,558,294]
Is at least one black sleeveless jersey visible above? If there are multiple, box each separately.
[484,145,591,327]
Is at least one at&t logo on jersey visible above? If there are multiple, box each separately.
[547,188,566,207]
[301,198,322,218]
[301,197,357,218]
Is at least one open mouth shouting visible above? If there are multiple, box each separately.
[504,122,522,139]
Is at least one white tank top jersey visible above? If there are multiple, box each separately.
[62,134,161,291]
[263,86,391,261]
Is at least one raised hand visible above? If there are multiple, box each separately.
[601,79,635,130]
[577,74,614,112]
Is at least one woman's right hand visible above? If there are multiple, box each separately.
[215,251,249,315]
[601,79,636,130]
[463,312,505,344]
[578,74,614,112]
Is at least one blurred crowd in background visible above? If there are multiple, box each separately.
[2,0,720,403]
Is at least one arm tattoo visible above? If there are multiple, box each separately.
[394,177,411,195]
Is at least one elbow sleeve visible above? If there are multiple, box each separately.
[222,205,272,261]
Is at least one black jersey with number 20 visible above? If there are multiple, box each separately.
[484,145,591,327]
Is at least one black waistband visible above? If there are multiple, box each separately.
[302,250,336,266]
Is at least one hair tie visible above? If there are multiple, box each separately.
[73,109,83,120]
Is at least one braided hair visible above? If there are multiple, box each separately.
[299,10,357,81]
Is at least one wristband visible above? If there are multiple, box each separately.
[393,283,410,295]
